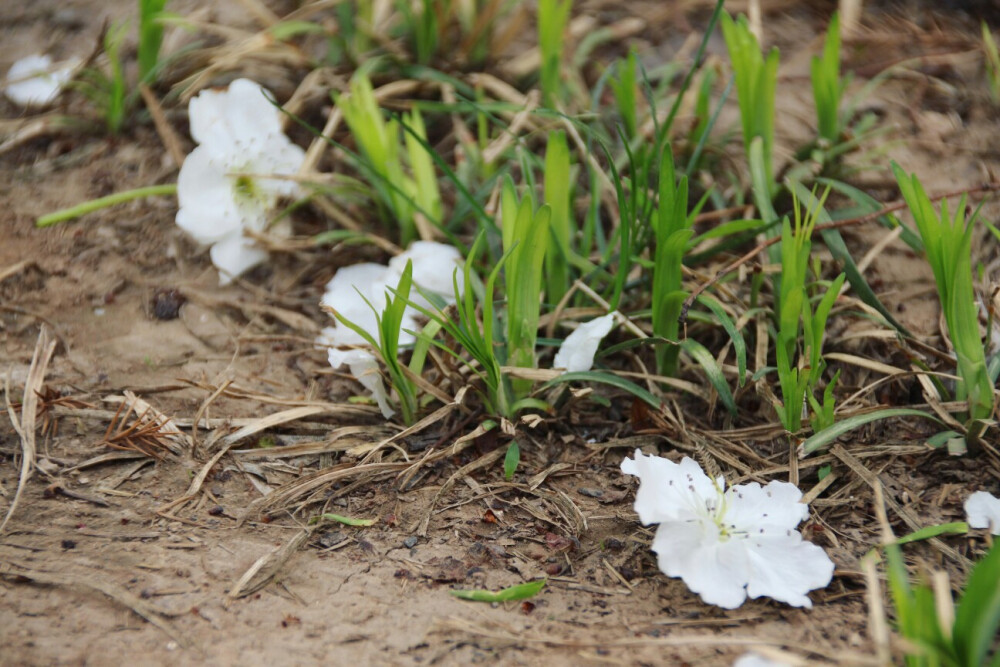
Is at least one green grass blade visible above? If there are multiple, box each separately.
[886,522,969,547]
[450,579,547,602]
[800,408,940,455]
[697,294,747,386]
[787,180,911,336]
[310,513,376,527]
[954,541,1000,667]
[542,371,662,410]
[503,441,520,481]
[679,338,737,416]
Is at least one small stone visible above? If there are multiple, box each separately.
[578,487,603,498]
[403,536,418,549]
[151,289,186,321]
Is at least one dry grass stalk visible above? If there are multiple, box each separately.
[227,527,312,600]
[138,83,185,168]
[1,327,56,534]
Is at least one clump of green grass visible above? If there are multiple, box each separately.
[335,74,443,246]
[893,164,995,426]
[75,0,171,134]
[721,11,779,202]
[773,189,846,435]
[882,537,1000,666]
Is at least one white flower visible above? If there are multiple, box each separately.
[320,262,413,348]
[319,242,462,418]
[620,449,834,609]
[965,491,1000,534]
[4,54,77,107]
[553,312,616,372]
[175,79,305,285]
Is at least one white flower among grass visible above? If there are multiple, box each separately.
[5,54,78,107]
[964,491,1000,534]
[621,449,834,609]
[319,242,463,417]
[553,312,616,372]
[175,79,305,285]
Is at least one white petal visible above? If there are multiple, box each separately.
[553,313,616,372]
[321,263,391,341]
[189,78,283,148]
[621,450,720,525]
[734,653,791,667]
[388,241,464,306]
[209,234,269,285]
[965,491,1000,534]
[328,348,394,418]
[742,530,835,608]
[316,326,339,349]
[238,136,307,223]
[176,146,246,244]
[725,480,809,534]
[5,54,75,107]
[652,521,751,609]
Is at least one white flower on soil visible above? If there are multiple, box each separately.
[319,242,463,418]
[553,312,616,373]
[621,449,835,609]
[964,491,1000,535]
[4,54,78,107]
[175,79,305,285]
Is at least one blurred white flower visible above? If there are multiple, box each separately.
[965,491,1000,534]
[175,79,304,285]
[553,312,616,373]
[621,449,834,609]
[4,54,77,107]
[319,242,463,418]
[387,240,464,309]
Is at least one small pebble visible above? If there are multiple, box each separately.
[403,536,418,549]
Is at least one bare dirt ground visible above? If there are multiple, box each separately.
[1,1,999,665]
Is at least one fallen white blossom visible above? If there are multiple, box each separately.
[4,54,77,107]
[175,79,304,284]
[553,312,616,373]
[964,490,1000,535]
[621,449,835,609]
[319,242,463,418]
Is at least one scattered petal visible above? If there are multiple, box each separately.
[553,313,616,372]
[328,347,394,418]
[209,233,270,286]
[965,491,1000,534]
[4,54,77,107]
[621,449,834,609]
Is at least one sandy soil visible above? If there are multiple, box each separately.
[1,1,998,665]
